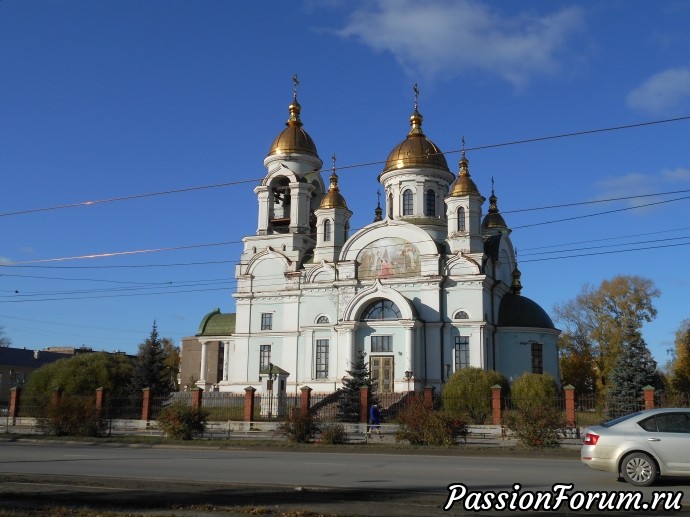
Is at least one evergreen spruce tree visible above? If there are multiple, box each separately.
[607,327,659,417]
[337,350,378,422]
[129,322,175,397]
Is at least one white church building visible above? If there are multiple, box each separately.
[182,84,560,395]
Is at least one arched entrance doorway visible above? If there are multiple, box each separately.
[360,299,402,393]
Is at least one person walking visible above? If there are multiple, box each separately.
[368,403,382,438]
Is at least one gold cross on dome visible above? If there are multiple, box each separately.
[292,74,299,99]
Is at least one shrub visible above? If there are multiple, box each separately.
[442,367,508,423]
[510,372,558,409]
[157,401,208,440]
[38,397,106,437]
[277,410,319,443]
[396,397,466,446]
[318,423,347,444]
[504,404,565,448]
[25,352,134,403]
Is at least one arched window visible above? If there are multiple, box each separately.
[454,310,469,320]
[402,190,413,216]
[425,189,436,217]
[323,219,331,242]
[316,315,330,324]
[361,300,402,321]
[457,207,466,232]
[388,193,393,219]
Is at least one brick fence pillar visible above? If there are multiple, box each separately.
[643,385,655,410]
[359,386,370,424]
[300,386,312,416]
[141,387,152,421]
[52,387,63,405]
[564,384,576,427]
[95,387,105,413]
[8,386,20,419]
[191,388,203,409]
[491,384,502,425]
[423,385,435,409]
[244,387,256,422]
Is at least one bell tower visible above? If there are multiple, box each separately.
[242,76,325,270]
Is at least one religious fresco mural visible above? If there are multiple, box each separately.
[358,238,420,279]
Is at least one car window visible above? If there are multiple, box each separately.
[656,413,690,433]
[638,416,658,432]
[637,413,690,433]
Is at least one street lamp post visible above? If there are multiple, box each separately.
[404,370,413,393]
[267,362,277,419]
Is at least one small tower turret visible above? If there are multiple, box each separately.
[313,154,352,263]
[445,141,485,254]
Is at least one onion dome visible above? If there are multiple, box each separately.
[498,294,555,329]
[481,179,508,230]
[267,92,318,157]
[382,103,449,174]
[320,155,348,209]
[449,150,480,196]
[511,263,523,295]
[373,191,383,222]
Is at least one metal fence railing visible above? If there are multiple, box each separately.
[6,387,688,432]
[198,392,244,421]
[103,396,143,420]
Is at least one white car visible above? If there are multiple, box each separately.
[581,408,690,486]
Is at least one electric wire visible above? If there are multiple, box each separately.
[1,114,688,219]
[4,229,690,302]
[2,186,689,267]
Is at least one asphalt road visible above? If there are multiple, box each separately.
[1,442,689,516]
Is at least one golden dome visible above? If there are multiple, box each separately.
[382,107,449,174]
[267,97,318,157]
[320,170,348,209]
[449,152,480,196]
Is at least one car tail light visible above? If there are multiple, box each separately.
[583,432,599,446]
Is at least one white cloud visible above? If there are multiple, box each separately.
[662,167,690,183]
[0,256,14,266]
[594,173,656,200]
[594,168,690,211]
[627,67,690,115]
[335,0,585,88]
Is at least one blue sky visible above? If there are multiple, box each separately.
[1,0,689,365]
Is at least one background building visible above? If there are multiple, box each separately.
[0,347,79,405]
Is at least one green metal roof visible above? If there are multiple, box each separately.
[196,308,236,337]
[259,364,290,376]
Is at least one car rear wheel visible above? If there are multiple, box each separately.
[621,452,658,487]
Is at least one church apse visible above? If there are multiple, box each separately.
[358,238,420,279]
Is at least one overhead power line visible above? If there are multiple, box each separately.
[2,186,689,267]
[4,231,690,302]
[0,178,260,218]
[1,114,688,219]
[512,193,690,229]
[502,188,690,215]
[3,240,242,265]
